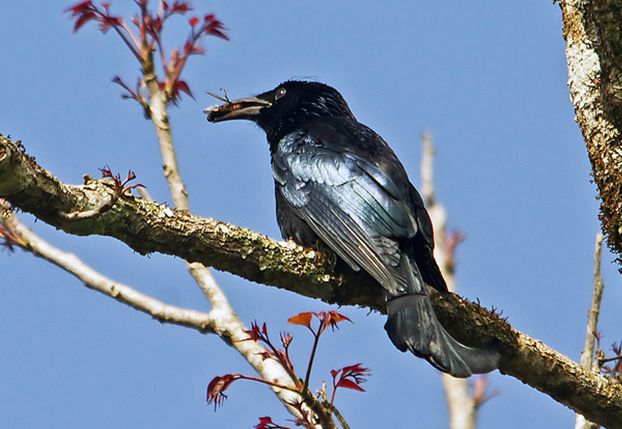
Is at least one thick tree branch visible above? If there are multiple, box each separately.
[0,135,351,305]
[1,135,622,428]
[560,0,622,263]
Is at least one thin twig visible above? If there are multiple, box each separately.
[600,355,622,365]
[420,131,435,206]
[303,328,321,393]
[0,205,217,333]
[116,20,142,58]
[582,232,605,369]
[235,375,303,395]
[575,232,605,429]
[421,131,478,429]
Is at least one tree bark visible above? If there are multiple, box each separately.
[560,0,622,263]
[1,135,621,428]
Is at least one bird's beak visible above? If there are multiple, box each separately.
[204,96,271,123]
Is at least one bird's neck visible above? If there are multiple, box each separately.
[262,119,302,153]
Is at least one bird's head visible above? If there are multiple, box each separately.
[205,80,355,141]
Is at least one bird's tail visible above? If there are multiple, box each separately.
[384,258,500,377]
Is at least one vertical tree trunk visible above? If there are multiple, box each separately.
[560,0,622,260]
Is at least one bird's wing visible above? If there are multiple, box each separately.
[272,130,421,295]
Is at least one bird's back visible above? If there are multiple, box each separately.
[271,116,447,293]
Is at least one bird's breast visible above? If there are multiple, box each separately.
[274,186,318,246]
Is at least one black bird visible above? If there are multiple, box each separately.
[205,81,500,377]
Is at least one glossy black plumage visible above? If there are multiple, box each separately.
[206,80,500,377]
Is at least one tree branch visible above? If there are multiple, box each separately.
[0,201,218,333]
[574,232,605,429]
[0,135,351,306]
[1,135,622,428]
[560,0,622,264]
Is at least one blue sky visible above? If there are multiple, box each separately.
[2,1,620,428]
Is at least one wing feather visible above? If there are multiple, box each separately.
[274,130,418,295]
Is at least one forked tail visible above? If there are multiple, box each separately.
[384,292,500,378]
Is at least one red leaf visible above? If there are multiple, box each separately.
[287,312,314,329]
[335,378,365,392]
[99,165,113,178]
[65,0,93,15]
[162,1,169,11]
[171,1,191,14]
[323,310,351,324]
[206,374,241,410]
[146,16,162,34]
[189,16,199,27]
[243,322,263,341]
[254,416,293,429]
[100,15,123,33]
[280,332,293,348]
[255,417,274,429]
[331,363,370,394]
[206,27,228,41]
[341,363,369,375]
[72,11,96,32]
[202,14,229,40]
[317,310,351,334]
